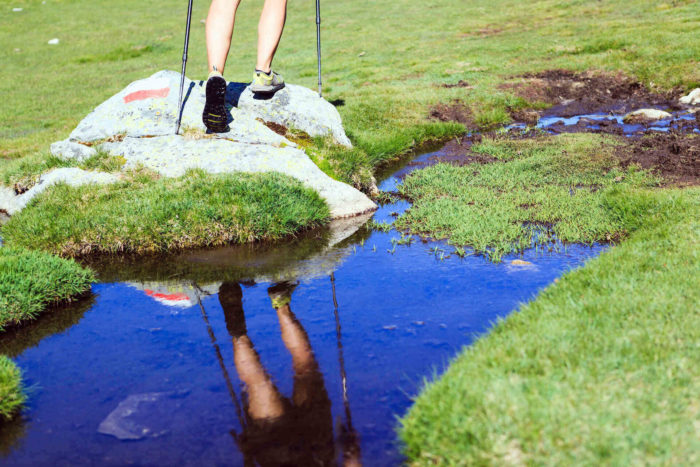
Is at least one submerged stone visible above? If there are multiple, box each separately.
[97,391,189,441]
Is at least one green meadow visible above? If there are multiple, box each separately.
[0,0,698,459]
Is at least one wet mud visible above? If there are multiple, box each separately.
[504,69,682,117]
[615,132,700,186]
[435,69,699,185]
[429,100,475,128]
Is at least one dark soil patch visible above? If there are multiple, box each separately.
[614,131,700,186]
[503,69,682,120]
[429,100,475,128]
[459,27,503,38]
[441,80,472,89]
[260,120,288,137]
[13,183,28,195]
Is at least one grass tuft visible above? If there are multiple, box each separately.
[0,356,24,421]
[0,247,95,330]
[1,170,330,256]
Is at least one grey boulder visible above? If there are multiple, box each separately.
[101,135,375,219]
[49,70,375,219]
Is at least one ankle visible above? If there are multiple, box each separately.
[208,65,223,80]
[255,67,272,75]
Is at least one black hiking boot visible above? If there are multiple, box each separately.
[219,282,246,338]
[202,71,229,133]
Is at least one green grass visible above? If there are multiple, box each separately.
[1,0,698,183]
[2,170,330,256]
[0,247,95,330]
[0,356,24,421]
[395,134,660,261]
[400,188,700,465]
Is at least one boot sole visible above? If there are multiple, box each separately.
[202,76,229,133]
[249,82,286,95]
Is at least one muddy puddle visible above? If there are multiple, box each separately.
[0,143,606,466]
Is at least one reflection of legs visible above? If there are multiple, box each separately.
[206,0,242,74]
[219,282,284,420]
[268,283,318,406]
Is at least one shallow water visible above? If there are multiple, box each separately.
[509,108,699,134]
[0,146,605,466]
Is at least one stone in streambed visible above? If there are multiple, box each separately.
[622,109,672,123]
[97,391,188,441]
[679,88,700,106]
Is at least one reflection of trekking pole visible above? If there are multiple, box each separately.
[330,273,360,460]
[191,282,246,430]
[175,0,194,135]
[315,0,322,98]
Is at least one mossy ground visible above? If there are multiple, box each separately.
[396,134,660,261]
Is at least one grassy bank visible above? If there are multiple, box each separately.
[0,247,95,329]
[395,133,659,261]
[401,187,699,464]
[0,247,96,420]
[0,356,24,421]
[2,171,329,257]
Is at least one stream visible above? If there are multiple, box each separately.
[0,142,606,466]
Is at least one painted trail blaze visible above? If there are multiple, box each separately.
[123,87,170,103]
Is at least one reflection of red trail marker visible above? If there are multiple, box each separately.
[123,87,170,104]
[144,289,191,307]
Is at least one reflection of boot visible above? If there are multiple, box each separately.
[219,282,246,338]
[267,281,298,309]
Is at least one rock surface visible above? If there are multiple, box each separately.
[50,140,97,162]
[0,168,119,216]
[622,108,673,123]
[48,70,375,219]
[679,88,700,106]
[679,88,700,105]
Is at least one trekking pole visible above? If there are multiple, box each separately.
[175,0,194,135]
[315,0,322,98]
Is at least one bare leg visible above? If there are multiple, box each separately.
[256,0,287,73]
[206,0,242,74]
[233,335,285,420]
[219,282,284,420]
[275,304,319,406]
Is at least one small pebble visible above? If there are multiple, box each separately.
[48,38,59,45]
[13,7,22,12]
[382,325,397,331]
